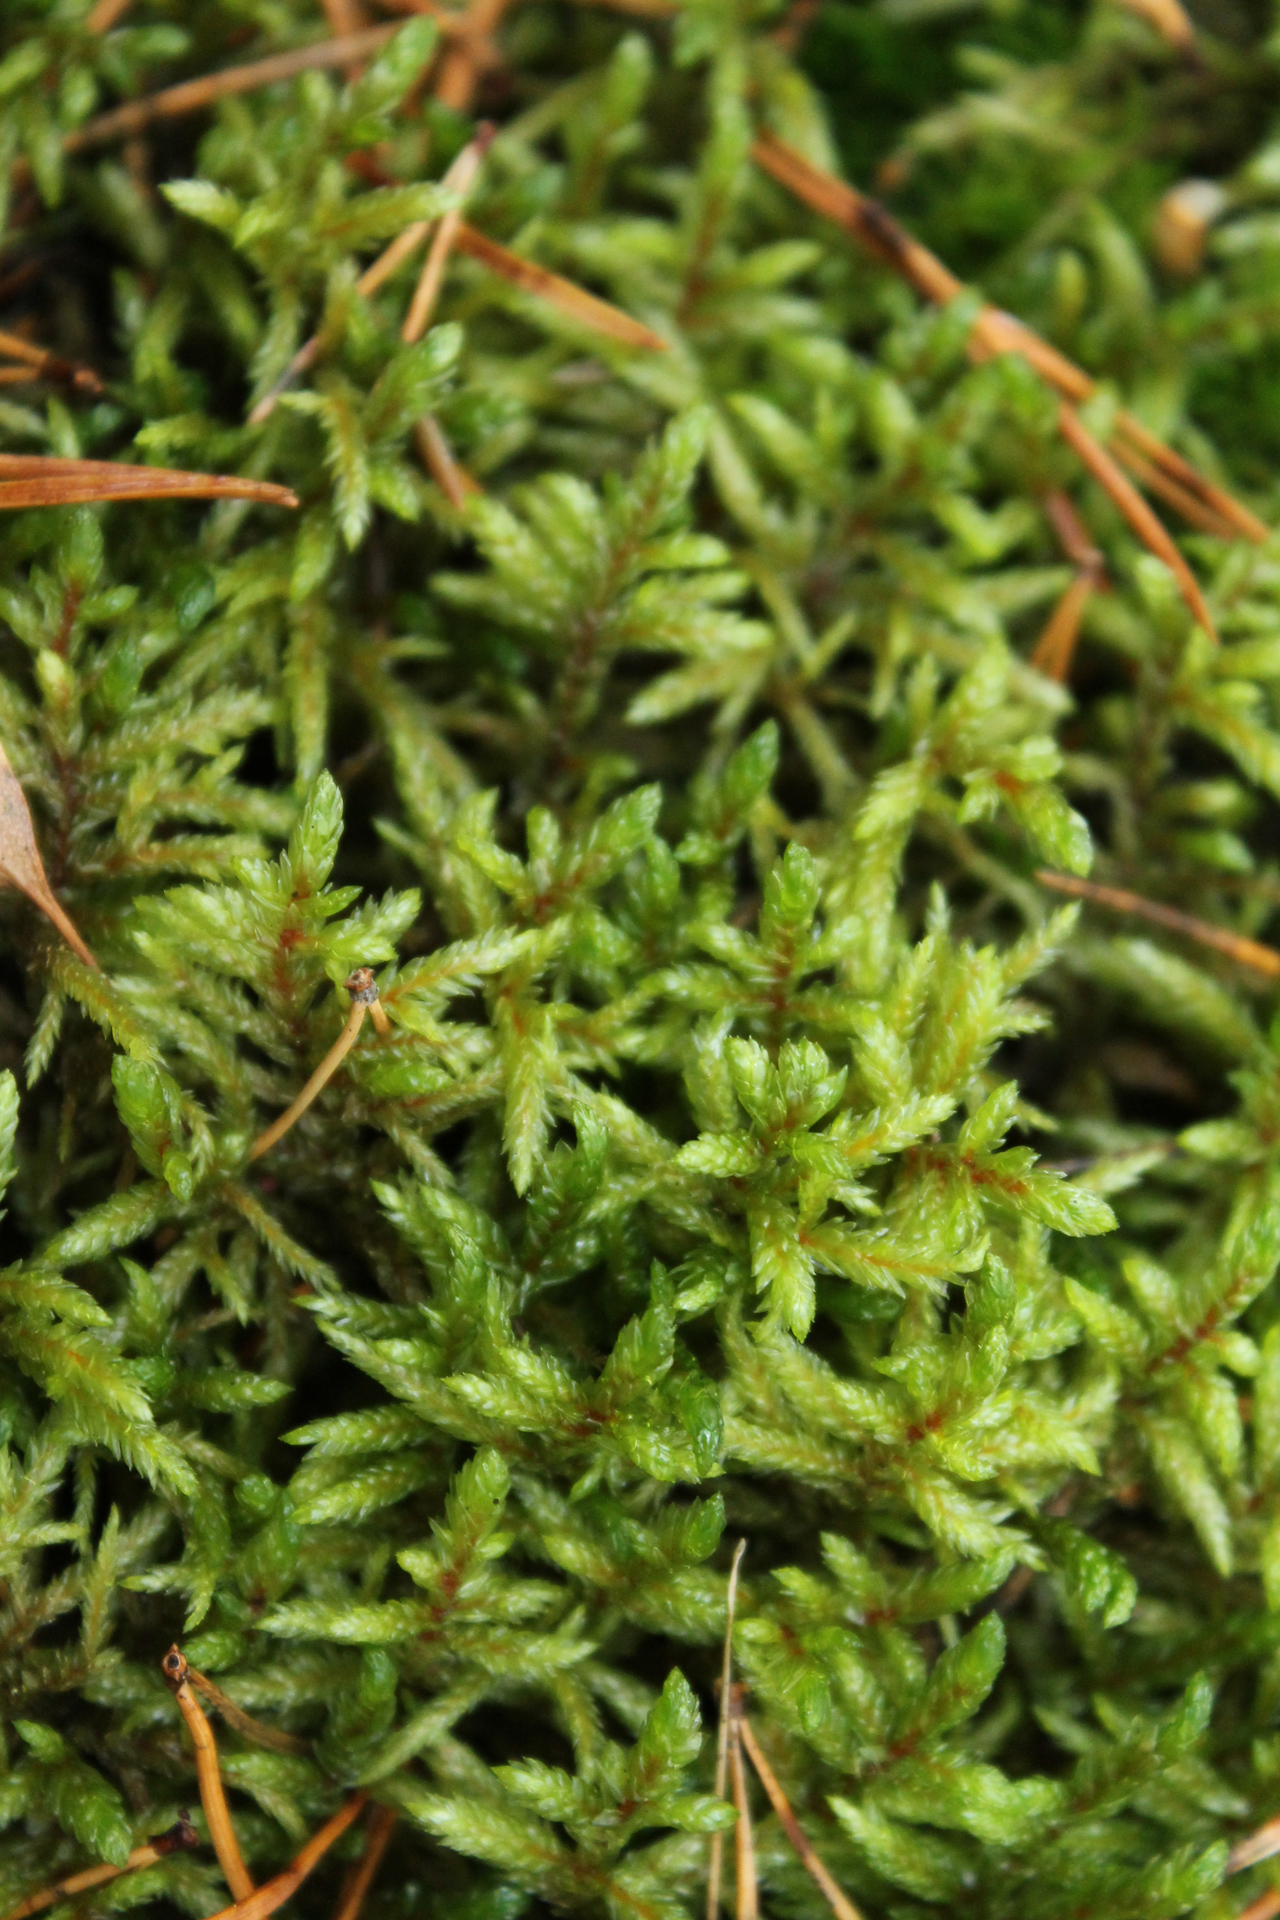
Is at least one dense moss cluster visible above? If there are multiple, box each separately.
[6,1,1280,1916]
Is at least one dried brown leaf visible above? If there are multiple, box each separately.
[0,740,97,968]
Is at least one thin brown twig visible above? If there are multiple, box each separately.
[0,327,102,394]
[0,1821,198,1920]
[201,1796,369,1920]
[186,1668,310,1757]
[1036,869,1280,979]
[161,1647,254,1903]
[249,968,384,1160]
[707,1540,747,1920]
[737,1716,864,1920]
[402,125,494,343]
[454,221,668,349]
[329,1806,398,1920]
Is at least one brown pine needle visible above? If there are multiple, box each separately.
[1240,1894,1280,1920]
[85,0,135,26]
[249,968,383,1160]
[64,29,401,156]
[1030,568,1098,683]
[415,416,482,507]
[453,222,667,350]
[737,1716,864,1920]
[1110,437,1239,538]
[728,1702,758,1920]
[433,0,510,110]
[0,739,97,969]
[0,1820,198,1920]
[1229,1816,1280,1875]
[0,328,102,394]
[707,1540,747,1920]
[201,1796,369,1920]
[186,1668,310,1757]
[749,130,1267,595]
[330,1806,398,1920]
[0,456,297,511]
[1036,869,1280,979]
[161,1647,254,1903]
[1111,413,1270,544]
[1113,0,1197,49]
[1056,402,1218,641]
[402,126,494,343]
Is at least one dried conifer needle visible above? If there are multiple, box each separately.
[0,739,97,969]
[415,416,482,507]
[0,328,101,393]
[85,0,135,24]
[434,0,510,110]
[402,126,494,343]
[1110,438,1239,538]
[0,456,297,512]
[728,1696,758,1920]
[707,1540,747,1920]
[1229,1815,1280,1875]
[749,131,1265,567]
[1030,570,1097,683]
[330,1806,398,1920]
[249,969,383,1160]
[202,1796,369,1920]
[1239,1893,1280,1920]
[1036,870,1280,978]
[1,1821,198,1920]
[1114,0,1197,49]
[64,29,401,155]
[186,1667,309,1757]
[453,222,667,349]
[1055,403,1218,639]
[161,1647,255,1901]
[737,1716,864,1920]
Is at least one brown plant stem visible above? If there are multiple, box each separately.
[249,969,384,1160]
[728,1702,757,1920]
[1030,569,1098,683]
[202,1796,369,1920]
[1036,869,1280,979]
[1229,1815,1280,1875]
[161,1647,254,1902]
[707,1540,747,1920]
[737,1717,864,1920]
[1239,1894,1280,1920]
[433,0,510,109]
[1114,0,1196,49]
[330,1806,398,1920]
[0,1821,198,1920]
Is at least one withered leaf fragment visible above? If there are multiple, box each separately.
[0,741,97,969]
